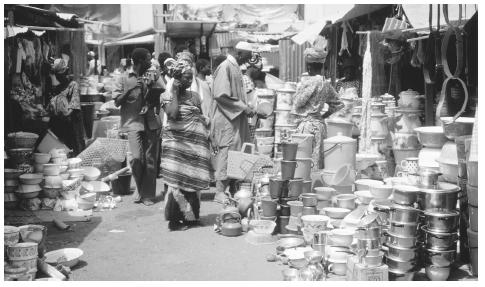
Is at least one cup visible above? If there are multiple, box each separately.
[401,157,419,175]
[328,261,347,276]
[375,160,389,179]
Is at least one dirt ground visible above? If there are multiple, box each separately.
[38,181,477,281]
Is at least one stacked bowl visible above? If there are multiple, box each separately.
[5,169,22,210]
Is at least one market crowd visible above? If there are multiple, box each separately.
[11,39,343,231]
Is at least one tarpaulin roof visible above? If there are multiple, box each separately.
[5,4,83,28]
[104,34,154,47]
[165,20,217,38]
[335,4,390,23]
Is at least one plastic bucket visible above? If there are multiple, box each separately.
[291,133,314,159]
[326,119,353,138]
[332,164,356,186]
[467,184,478,206]
[281,142,298,161]
[261,197,278,217]
[467,161,478,186]
[281,160,297,180]
[269,177,284,199]
[467,228,478,276]
[111,172,133,195]
[302,180,312,194]
[294,158,313,181]
[288,178,303,198]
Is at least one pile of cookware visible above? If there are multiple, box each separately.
[273,83,298,156]
[418,178,461,281]
[392,89,424,170]
[254,88,276,157]
[383,184,422,280]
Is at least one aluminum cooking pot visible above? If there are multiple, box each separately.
[389,204,422,223]
[389,221,418,237]
[392,185,420,206]
[418,182,460,211]
[385,255,417,273]
[385,244,417,261]
[355,226,381,240]
[418,169,441,188]
[421,226,458,251]
[384,230,419,248]
[423,209,460,233]
[426,249,456,267]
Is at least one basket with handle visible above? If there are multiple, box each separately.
[227,143,273,181]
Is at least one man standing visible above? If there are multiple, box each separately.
[86,51,101,76]
[113,48,161,206]
[211,41,256,203]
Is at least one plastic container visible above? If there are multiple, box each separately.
[111,173,132,195]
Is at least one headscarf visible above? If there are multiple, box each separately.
[303,47,328,64]
[51,58,69,75]
[175,51,194,66]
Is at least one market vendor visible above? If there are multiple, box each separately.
[9,73,46,132]
[335,57,361,97]
[112,48,160,206]
[211,41,256,204]
[291,47,344,170]
[161,58,211,231]
[47,58,86,155]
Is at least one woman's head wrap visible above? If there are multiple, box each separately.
[173,58,193,75]
[175,51,194,66]
[51,58,69,74]
[303,47,328,63]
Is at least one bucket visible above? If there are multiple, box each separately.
[291,133,314,159]
[281,160,297,180]
[261,197,278,217]
[281,142,298,161]
[332,164,356,186]
[323,133,356,172]
[467,228,478,276]
[326,119,353,138]
[269,177,284,199]
[288,178,303,198]
[467,184,478,206]
[294,158,313,181]
[37,129,70,154]
[467,161,478,186]
[302,180,312,194]
[111,172,133,195]
[468,204,478,232]
[279,216,290,234]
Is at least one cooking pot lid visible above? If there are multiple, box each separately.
[399,89,419,96]
[325,133,356,144]
[419,182,460,193]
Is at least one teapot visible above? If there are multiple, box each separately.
[398,89,424,110]
[216,212,243,237]
[395,111,422,133]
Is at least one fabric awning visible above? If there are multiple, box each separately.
[165,21,217,38]
[104,34,154,47]
[335,4,390,23]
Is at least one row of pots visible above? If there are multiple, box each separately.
[391,182,460,211]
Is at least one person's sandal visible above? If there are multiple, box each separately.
[142,199,155,206]
[168,221,188,231]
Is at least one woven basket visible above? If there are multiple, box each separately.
[8,148,33,165]
[7,132,39,149]
[78,138,128,177]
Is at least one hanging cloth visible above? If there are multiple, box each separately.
[339,22,350,56]
[359,32,372,153]
[16,40,26,73]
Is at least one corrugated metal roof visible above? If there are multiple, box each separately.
[279,39,310,82]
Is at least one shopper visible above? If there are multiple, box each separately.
[113,48,160,206]
[194,58,213,125]
[86,51,101,76]
[161,58,211,231]
[211,41,255,203]
[291,47,344,170]
[47,58,86,156]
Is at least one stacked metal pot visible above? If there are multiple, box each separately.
[273,83,298,157]
[383,185,422,280]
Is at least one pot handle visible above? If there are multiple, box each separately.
[392,223,405,228]
[221,212,242,223]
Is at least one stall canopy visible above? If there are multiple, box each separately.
[291,4,354,45]
[334,4,390,23]
[165,20,217,38]
[104,34,155,47]
[6,4,82,29]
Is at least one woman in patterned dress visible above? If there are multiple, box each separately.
[291,48,343,170]
[161,59,211,231]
